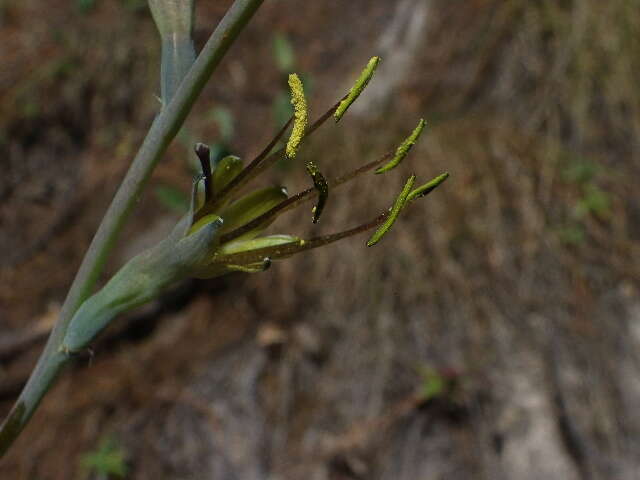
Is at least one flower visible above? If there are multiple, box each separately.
[60,59,449,353]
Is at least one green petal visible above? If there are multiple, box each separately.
[213,155,243,193]
[367,175,416,247]
[218,234,300,255]
[219,186,288,235]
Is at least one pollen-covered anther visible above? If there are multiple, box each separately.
[286,73,307,159]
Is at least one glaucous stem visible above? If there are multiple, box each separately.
[0,0,265,458]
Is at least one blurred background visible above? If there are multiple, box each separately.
[1,0,640,478]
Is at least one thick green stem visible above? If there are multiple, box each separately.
[0,0,265,458]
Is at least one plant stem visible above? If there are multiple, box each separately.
[0,0,265,458]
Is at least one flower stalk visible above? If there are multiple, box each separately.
[0,9,450,460]
[0,0,266,457]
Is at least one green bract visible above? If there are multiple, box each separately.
[149,0,197,104]
[62,213,223,353]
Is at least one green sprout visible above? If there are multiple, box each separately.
[80,436,128,478]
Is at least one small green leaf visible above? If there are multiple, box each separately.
[219,186,288,234]
[335,56,380,122]
[575,184,611,219]
[376,119,426,174]
[420,369,446,401]
[80,436,127,478]
[367,175,416,247]
[306,161,329,223]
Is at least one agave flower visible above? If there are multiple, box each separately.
[60,60,448,354]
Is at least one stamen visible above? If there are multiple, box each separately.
[305,161,329,223]
[215,172,449,266]
[210,98,345,212]
[335,56,381,122]
[212,213,388,268]
[286,73,307,159]
[204,116,293,216]
[407,173,449,202]
[194,143,213,201]
[219,150,393,244]
[375,119,426,174]
[367,175,416,247]
[227,257,272,273]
